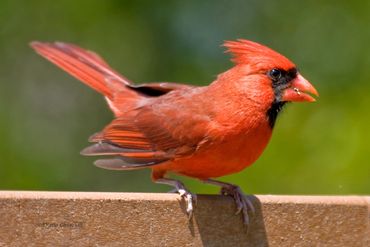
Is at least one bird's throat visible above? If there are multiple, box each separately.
[267,101,286,128]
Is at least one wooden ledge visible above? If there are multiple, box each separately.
[0,191,368,246]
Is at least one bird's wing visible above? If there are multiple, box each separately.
[81,96,213,170]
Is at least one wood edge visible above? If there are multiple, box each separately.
[0,190,368,206]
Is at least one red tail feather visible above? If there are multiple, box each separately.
[31,41,141,115]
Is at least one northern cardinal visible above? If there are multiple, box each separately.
[31,39,318,224]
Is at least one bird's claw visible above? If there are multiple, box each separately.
[220,185,255,225]
[169,187,197,216]
[178,188,197,218]
[156,178,196,219]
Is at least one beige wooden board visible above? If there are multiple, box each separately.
[0,191,368,246]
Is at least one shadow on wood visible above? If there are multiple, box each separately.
[193,195,268,247]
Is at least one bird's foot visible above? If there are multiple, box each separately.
[203,179,255,225]
[156,178,196,219]
[220,184,255,225]
[177,187,197,218]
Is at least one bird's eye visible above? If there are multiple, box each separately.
[269,69,282,81]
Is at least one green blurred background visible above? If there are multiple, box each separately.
[0,0,369,195]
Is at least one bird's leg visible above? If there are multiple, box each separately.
[155,178,196,219]
[167,188,179,193]
[203,179,255,225]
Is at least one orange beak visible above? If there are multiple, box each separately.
[281,74,319,102]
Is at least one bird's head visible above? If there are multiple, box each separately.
[224,39,318,103]
[223,39,318,128]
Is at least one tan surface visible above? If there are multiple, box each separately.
[0,191,368,247]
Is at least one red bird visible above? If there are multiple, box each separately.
[31,39,318,224]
